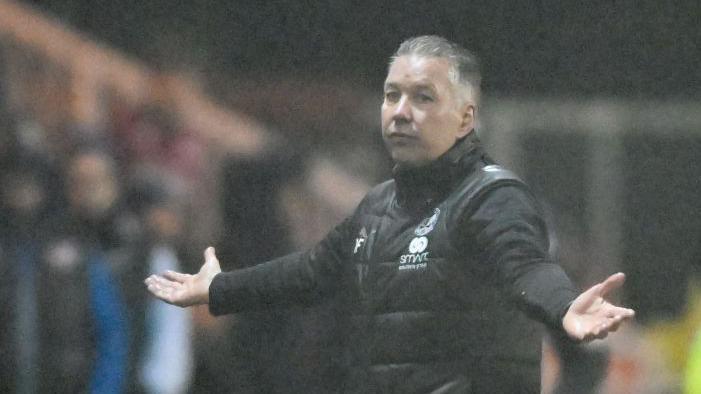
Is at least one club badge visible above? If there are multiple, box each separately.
[415,208,440,236]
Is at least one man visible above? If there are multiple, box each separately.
[130,178,194,394]
[146,36,634,393]
[54,149,134,394]
[2,148,135,394]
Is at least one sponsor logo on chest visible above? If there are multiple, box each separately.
[398,208,440,271]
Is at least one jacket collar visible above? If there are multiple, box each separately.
[393,131,483,213]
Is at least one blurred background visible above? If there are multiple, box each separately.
[0,0,699,393]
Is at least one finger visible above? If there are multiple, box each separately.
[592,322,610,340]
[604,304,636,319]
[145,277,157,293]
[616,308,635,319]
[582,326,601,342]
[145,275,167,289]
[151,275,183,293]
[572,329,587,342]
[580,318,606,341]
[572,283,604,312]
[145,275,166,291]
[599,272,626,297]
[146,279,169,299]
[163,270,190,283]
[596,313,629,336]
[607,316,624,332]
[205,246,217,262]
[595,330,609,340]
[149,281,180,304]
[145,275,187,306]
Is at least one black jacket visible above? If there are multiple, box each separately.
[210,133,578,393]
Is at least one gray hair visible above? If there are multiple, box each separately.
[391,35,481,103]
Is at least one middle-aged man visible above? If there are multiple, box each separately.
[146,35,635,393]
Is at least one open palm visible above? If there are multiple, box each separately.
[562,272,635,342]
[145,246,222,307]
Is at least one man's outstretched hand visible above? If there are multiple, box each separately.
[562,272,635,342]
[145,246,222,307]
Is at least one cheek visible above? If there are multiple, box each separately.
[380,105,392,128]
[420,116,457,151]
[412,112,433,135]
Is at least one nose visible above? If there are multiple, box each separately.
[392,96,412,121]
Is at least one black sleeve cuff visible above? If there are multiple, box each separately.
[207,251,323,316]
[207,265,273,316]
[208,271,239,316]
[514,263,579,332]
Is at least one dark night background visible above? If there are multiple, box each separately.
[24,0,701,99]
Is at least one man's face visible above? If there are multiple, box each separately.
[381,55,474,167]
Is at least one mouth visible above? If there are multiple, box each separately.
[385,128,417,141]
[384,134,414,148]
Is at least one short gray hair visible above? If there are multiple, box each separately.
[391,35,481,103]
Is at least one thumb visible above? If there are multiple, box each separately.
[571,283,603,312]
[203,246,221,273]
[205,246,217,262]
[599,272,626,297]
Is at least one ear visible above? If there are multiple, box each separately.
[457,104,475,138]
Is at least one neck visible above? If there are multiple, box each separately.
[393,131,478,174]
[393,131,481,212]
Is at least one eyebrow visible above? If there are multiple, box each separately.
[383,81,438,93]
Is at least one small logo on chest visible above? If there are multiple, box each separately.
[397,209,441,271]
[408,236,428,254]
[399,236,429,270]
[415,208,440,236]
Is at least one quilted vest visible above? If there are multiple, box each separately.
[343,164,543,392]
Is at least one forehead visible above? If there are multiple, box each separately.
[384,55,453,88]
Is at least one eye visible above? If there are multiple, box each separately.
[415,93,434,103]
[384,91,400,103]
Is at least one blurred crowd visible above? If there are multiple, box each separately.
[0,23,376,392]
[0,88,210,393]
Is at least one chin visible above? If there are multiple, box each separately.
[387,145,431,167]
[391,154,430,168]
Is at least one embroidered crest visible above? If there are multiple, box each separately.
[414,208,440,236]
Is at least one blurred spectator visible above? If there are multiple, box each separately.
[128,177,194,394]
[111,104,204,188]
[0,152,56,394]
[44,148,140,394]
[110,101,213,252]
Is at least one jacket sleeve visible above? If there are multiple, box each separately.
[208,217,353,316]
[454,184,579,332]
